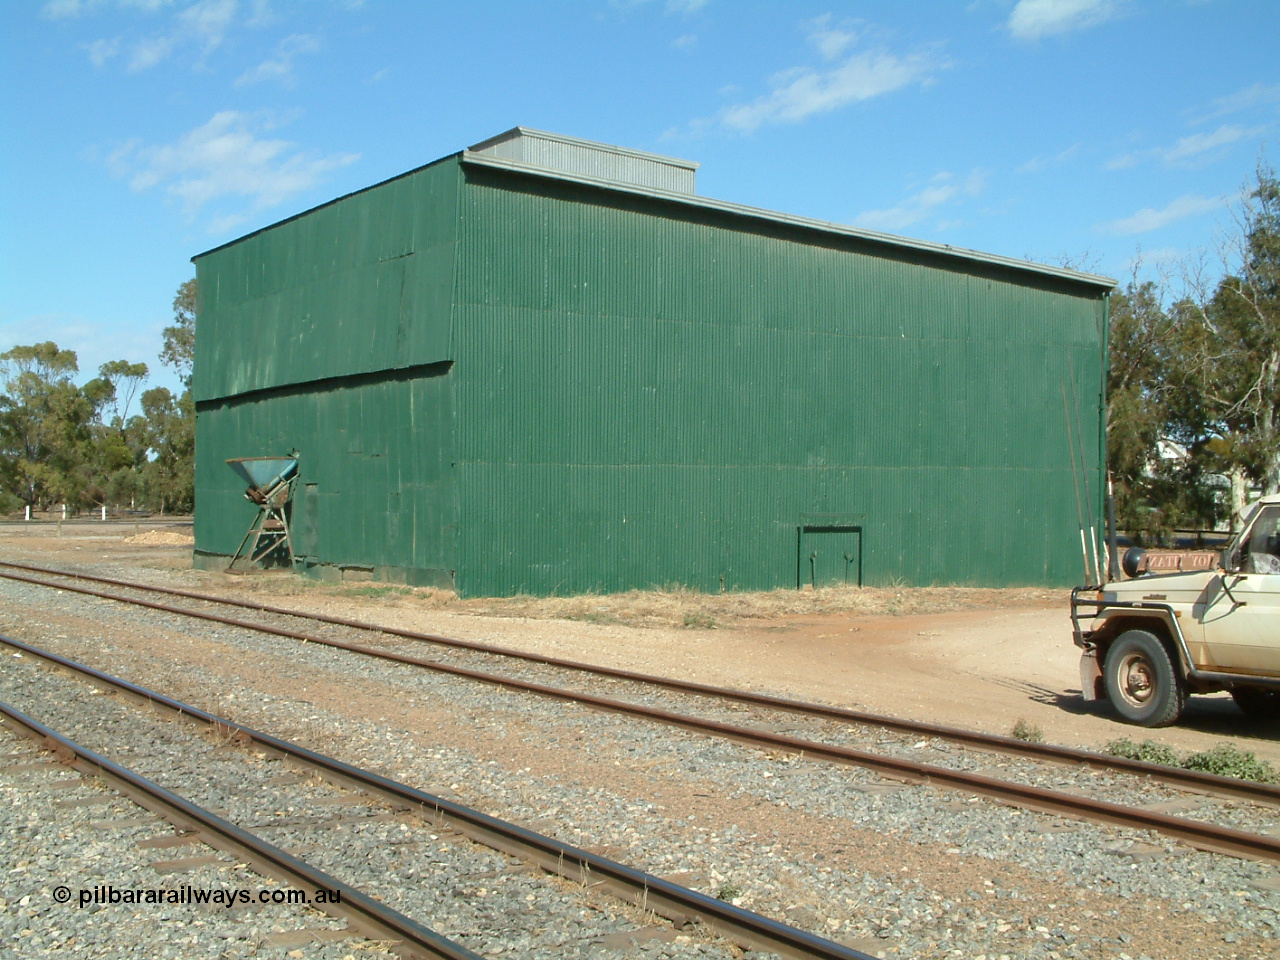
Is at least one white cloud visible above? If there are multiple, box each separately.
[175,0,236,50]
[854,170,986,232]
[72,0,240,72]
[1007,0,1121,41]
[43,0,97,17]
[806,14,859,61]
[1101,193,1225,235]
[112,111,360,226]
[84,36,121,66]
[621,0,706,14]
[45,0,174,19]
[128,33,175,71]
[720,46,946,133]
[670,33,697,51]
[1104,123,1265,170]
[235,33,320,87]
[1103,151,1138,171]
[1017,142,1081,173]
[1199,82,1280,122]
[1163,124,1265,163]
[207,212,250,235]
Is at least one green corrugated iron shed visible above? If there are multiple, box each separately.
[192,127,1113,596]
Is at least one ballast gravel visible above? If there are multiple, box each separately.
[0,658,753,959]
[0,726,361,959]
[0,574,1278,958]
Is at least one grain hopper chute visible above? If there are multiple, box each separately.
[225,455,299,571]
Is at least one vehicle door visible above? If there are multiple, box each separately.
[1198,503,1280,674]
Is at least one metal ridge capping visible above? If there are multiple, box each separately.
[467,126,701,172]
[0,633,876,960]
[459,151,1116,290]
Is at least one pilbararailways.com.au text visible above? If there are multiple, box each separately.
[56,884,342,909]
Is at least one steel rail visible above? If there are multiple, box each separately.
[4,584,1280,864]
[0,633,876,960]
[0,700,484,960]
[4,559,1279,808]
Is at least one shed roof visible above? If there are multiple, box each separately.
[460,148,1115,291]
[196,128,1116,291]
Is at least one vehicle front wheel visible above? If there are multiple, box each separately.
[1231,687,1280,719]
[1103,630,1184,727]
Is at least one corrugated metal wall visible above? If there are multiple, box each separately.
[451,168,1106,596]
[192,159,462,584]
[194,367,457,584]
[193,154,1106,597]
[193,157,460,400]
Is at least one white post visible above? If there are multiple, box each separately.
[101,504,107,521]
[24,505,31,522]
[61,503,67,520]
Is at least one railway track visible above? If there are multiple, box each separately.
[0,633,875,960]
[2,560,1276,804]
[2,560,1279,864]
[0,698,485,960]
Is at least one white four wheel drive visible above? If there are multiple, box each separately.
[1073,494,1280,727]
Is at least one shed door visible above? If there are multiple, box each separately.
[799,525,862,588]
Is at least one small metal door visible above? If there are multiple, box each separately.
[798,524,862,588]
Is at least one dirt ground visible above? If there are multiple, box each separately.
[4,520,1278,767]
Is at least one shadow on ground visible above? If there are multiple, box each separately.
[983,672,1280,742]
[1051,689,1279,741]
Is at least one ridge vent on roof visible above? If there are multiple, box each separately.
[467,127,698,195]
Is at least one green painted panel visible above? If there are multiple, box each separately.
[194,366,456,585]
[193,157,1106,598]
[449,171,1106,596]
[193,158,461,402]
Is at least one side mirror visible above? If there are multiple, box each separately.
[1121,546,1147,579]
[1221,548,1238,574]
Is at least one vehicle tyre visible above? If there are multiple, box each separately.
[1231,687,1280,719]
[1103,629,1184,727]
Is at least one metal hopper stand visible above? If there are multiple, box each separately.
[225,456,299,571]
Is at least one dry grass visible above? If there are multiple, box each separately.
[458,583,1058,629]
[122,529,195,545]
[217,574,1058,631]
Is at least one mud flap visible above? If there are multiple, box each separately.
[1079,650,1103,701]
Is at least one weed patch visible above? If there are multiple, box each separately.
[1105,738,1277,783]
[1011,719,1043,743]
[1180,744,1279,782]
[338,585,414,599]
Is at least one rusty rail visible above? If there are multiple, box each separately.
[0,699,485,960]
[3,560,1279,809]
[2,575,1280,862]
[0,634,877,960]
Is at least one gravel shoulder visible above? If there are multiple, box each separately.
[2,527,1280,958]
[5,525,1277,765]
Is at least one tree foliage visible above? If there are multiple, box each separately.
[0,278,197,516]
[0,342,93,509]
[161,278,196,387]
[1109,161,1280,541]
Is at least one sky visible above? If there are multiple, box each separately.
[2,0,1278,396]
